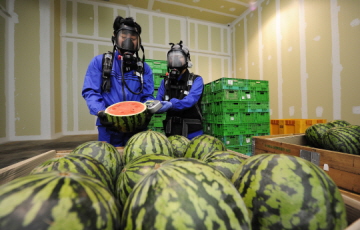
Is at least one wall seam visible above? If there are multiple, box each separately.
[330,0,341,120]
[276,0,283,119]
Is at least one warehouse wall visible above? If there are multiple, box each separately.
[60,0,231,135]
[1,0,358,143]
[0,0,6,142]
[0,0,231,142]
[1,0,60,143]
[232,0,360,125]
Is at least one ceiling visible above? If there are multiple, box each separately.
[101,0,257,25]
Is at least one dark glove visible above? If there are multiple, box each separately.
[97,111,116,128]
[156,101,172,113]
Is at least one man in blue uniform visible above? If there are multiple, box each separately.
[155,41,204,139]
[82,16,154,147]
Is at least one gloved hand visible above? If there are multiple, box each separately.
[97,111,116,129]
[156,101,172,113]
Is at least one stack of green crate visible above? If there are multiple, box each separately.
[202,78,270,156]
[145,59,168,134]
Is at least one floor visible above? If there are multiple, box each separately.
[0,134,98,169]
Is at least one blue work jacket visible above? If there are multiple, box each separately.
[82,50,154,127]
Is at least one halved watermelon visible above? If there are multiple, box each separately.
[105,101,147,133]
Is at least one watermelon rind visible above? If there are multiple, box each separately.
[327,119,351,128]
[122,130,174,165]
[105,101,147,133]
[200,150,245,180]
[121,158,251,230]
[322,126,360,155]
[116,154,173,206]
[0,171,121,229]
[305,123,332,148]
[71,141,122,183]
[30,154,114,193]
[184,134,226,159]
[167,135,191,158]
[231,153,347,230]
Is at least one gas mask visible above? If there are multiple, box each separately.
[114,24,140,56]
[167,50,187,79]
[113,24,142,70]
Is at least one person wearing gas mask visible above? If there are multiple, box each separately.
[82,16,155,147]
[155,41,204,139]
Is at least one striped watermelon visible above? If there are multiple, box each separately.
[121,158,251,229]
[184,134,226,159]
[105,101,148,133]
[30,154,114,193]
[348,124,360,133]
[327,119,351,128]
[167,135,191,158]
[322,126,360,155]
[0,171,121,229]
[200,150,245,180]
[232,153,347,230]
[71,141,122,183]
[122,130,174,165]
[305,123,332,148]
[116,154,173,206]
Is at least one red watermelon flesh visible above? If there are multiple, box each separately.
[106,101,146,116]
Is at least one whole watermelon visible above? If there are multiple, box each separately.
[167,135,191,158]
[71,141,122,182]
[322,126,360,155]
[232,153,347,230]
[116,154,173,206]
[327,119,351,127]
[200,150,245,180]
[305,123,332,148]
[0,171,121,229]
[121,158,251,229]
[30,154,114,193]
[122,130,174,165]
[184,134,226,159]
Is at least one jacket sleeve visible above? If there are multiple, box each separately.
[155,79,165,101]
[140,63,155,102]
[169,76,204,111]
[82,55,106,115]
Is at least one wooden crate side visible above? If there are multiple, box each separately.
[0,150,57,186]
[253,135,360,194]
[253,135,360,174]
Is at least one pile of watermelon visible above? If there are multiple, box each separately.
[0,130,348,229]
[305,119,360,155]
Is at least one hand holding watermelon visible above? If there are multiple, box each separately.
[97,111,118,131]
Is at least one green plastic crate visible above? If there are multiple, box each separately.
[212,90,240,102]
[255,91,269,102]
[255,112,270,123]
[212,101,241,113]
[212,78,240,91]
[216,135,240,146]
[153,74,163,88]
[238,101,270,112]
[240,112,256,123]
[239,90,256,101]
[239,134,253,146]
[213,124,241,136]
[213,112,241,124]
[248,80,269,91]
[204,83,212,93]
